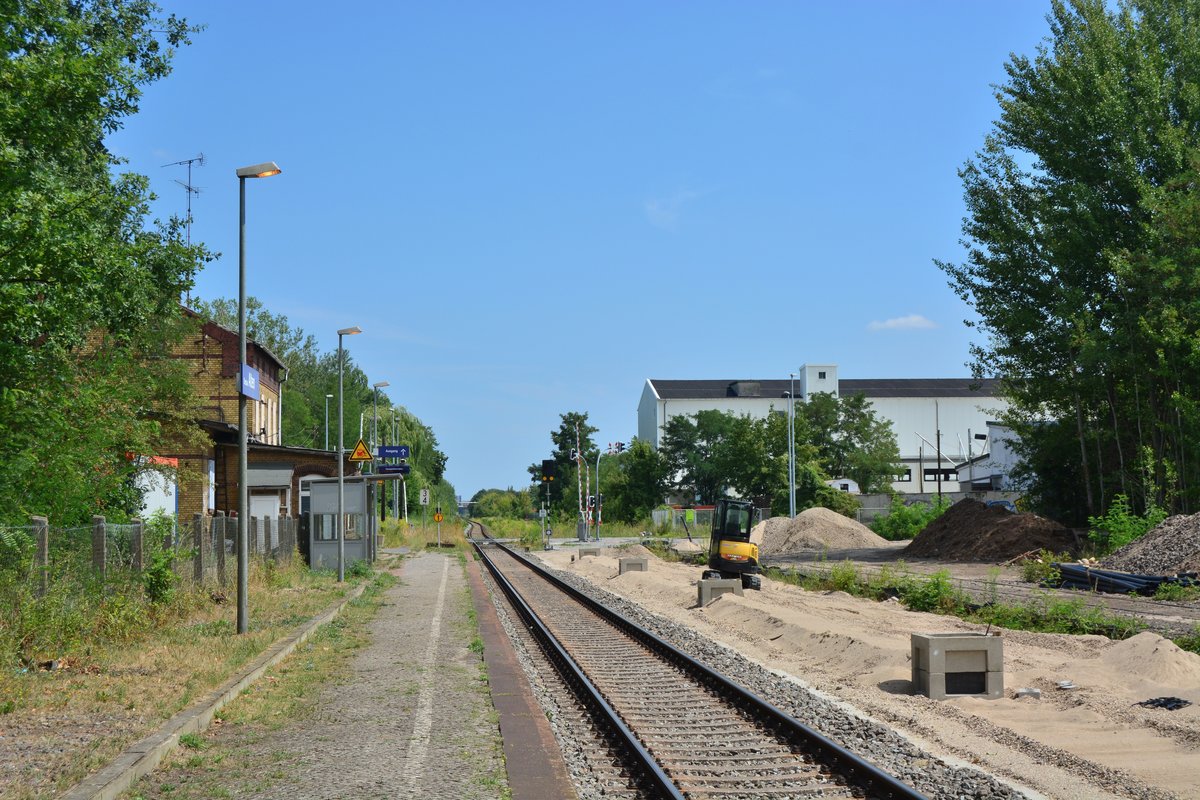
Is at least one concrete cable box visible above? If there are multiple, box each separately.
[911,632,1003,700]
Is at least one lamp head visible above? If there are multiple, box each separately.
[373,381,390,389]
[236,161,282,178]
[337,326,362,336]
[326,394,334,398]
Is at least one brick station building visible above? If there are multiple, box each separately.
[159,308,352,522]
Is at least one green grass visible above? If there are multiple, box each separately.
[765,563,1151,642]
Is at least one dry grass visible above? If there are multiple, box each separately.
[381,517,468,551]
[0,558,366,800]
[119,572,396,800]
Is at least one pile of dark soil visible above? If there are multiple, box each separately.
[1100,512,1200,575]
[903,499,1079,562]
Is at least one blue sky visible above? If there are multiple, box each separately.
[109,1,1053,498]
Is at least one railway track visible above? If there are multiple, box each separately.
[469,524,926,800]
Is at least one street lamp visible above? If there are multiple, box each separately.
[788,372,797,518]
[235,160,281,635]
[371,381,389,530]
[371,381,389,475]
[337,325,361,582]
[324,394,333,451]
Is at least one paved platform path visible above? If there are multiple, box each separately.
[128,552,508,800]
[251,551,506,800]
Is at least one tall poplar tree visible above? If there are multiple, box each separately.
[939,0,1200,521]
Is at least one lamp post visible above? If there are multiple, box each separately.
[235,161,281,635]
[324,394,333,451]
[788,372,797,518]
[391,409,400,518]
[371,381,389,475]
[336,325,361,582]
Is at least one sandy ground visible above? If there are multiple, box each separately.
[534,546,1200,800]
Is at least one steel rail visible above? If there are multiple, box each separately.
[478,532,928,800]
[473,537,685,799]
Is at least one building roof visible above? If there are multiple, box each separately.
[647,377,1002,400]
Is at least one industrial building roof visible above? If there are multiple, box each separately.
[647,377,1002,400]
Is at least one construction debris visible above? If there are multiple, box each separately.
[904,499,1079,562]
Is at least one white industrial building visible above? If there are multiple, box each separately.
[637,364,1010,494]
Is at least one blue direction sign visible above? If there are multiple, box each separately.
[239,364,261,400]
[378,445,410,459]
[377,464,411,475]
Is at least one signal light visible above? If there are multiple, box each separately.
[541,459,556,482]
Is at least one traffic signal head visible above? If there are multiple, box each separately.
[541,459,556,482]
[616,441,625,452]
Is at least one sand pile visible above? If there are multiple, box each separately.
[904,499,1078,562]
[1098,632,1200,686]
[1100,512,1200,575]
[618,543,656,559]
[669,539,704,554]
[756,507,888,555]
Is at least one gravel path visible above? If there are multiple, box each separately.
[249,552,506,800]
[130,553,508,800]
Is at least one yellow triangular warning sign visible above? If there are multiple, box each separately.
[348,438,373,462]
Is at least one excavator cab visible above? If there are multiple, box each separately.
[704,498,761,590]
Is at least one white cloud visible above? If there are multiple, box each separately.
[867,314,937,332]
[643,189,701,231]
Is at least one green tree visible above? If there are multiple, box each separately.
[938,0,1200,520]
[528,412,597,516]
[800,392,902,494]
[601,438,669,523]
[0,2,209,523]
[659,410,737,504]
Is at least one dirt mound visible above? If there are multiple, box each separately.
[904,499,1078,562]
[757,507,887,555]
[1100,512,1200,575]
[1098,632,1200,686]
[618,543,656,559]
[669,539,704,554]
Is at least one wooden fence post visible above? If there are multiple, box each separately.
[249,516,259,558]
[193,513,205,583]
[92,515,106,578]
[263,516,273,560]
[32,516,48,596]
[131,518,143,572]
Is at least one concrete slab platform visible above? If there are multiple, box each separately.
[465,550,579,800]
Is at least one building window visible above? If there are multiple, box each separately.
[895,469,912,483]
[839,483,850,492]
[818,371,826,379]
[923,469,957,482]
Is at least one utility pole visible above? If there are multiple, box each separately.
[935,400,943,504]
[788,373,796,518]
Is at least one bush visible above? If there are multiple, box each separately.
[142,546,180,605]
[828,560,861,594]
[1087,494,1167,554]
[900,570,965,613]
[870,495,952,540]
[1019,550,1068,585]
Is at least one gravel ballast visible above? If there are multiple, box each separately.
[510,552,1028,800]
[1100,512,1200,575]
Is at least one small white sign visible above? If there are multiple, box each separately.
[420,488,430,505]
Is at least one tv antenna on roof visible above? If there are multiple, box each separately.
[162,153,205,304]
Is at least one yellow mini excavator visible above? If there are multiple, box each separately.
[702,498,761,590]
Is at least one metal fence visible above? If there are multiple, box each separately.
[650,507,771,533]
[0,512,298,598]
